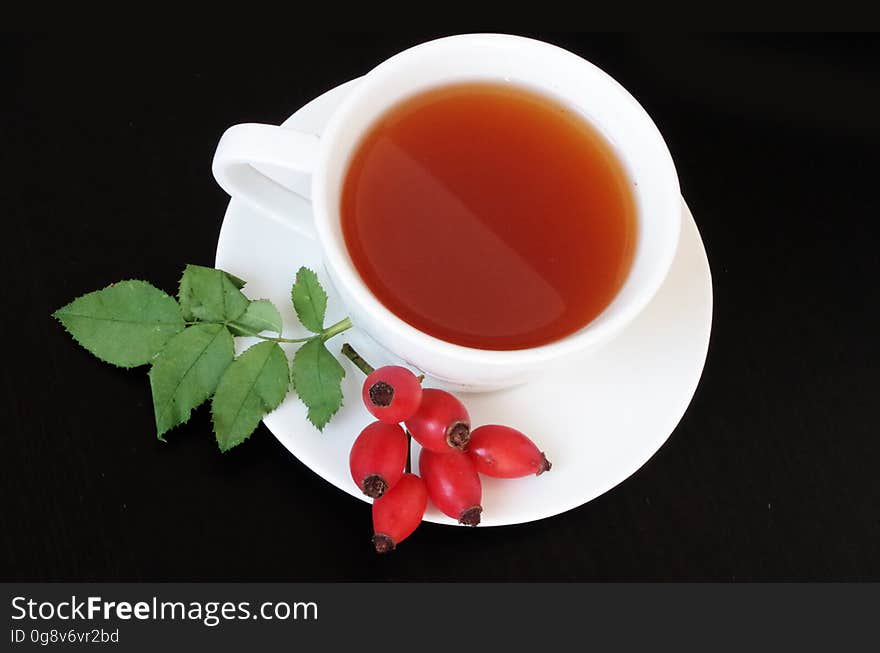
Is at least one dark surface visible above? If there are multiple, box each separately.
[2,34,878,581]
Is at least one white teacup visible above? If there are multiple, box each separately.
[212,34,680,391]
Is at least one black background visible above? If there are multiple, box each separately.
[2,34,878,581]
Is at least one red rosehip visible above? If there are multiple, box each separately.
[467,425,552,478]
[404,388,470,453]
[419,449,482,526]
[349,422,408,498]
[362,365,423,424]
[372,473,428,553]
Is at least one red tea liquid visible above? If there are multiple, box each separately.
[341,83,637,350]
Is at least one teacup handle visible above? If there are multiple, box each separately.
[212,123,321,240]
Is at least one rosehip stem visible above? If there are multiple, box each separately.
[341,343,425,383]
[341,343,375,376]
[405,430,413,474]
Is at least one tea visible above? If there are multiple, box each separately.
[341,83,636,350]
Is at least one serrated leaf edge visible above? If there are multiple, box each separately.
[291,267,327,334]
[307,349,341,431]
[307,395,343,431]
[291,340,345,432]
[150,324,232,439]
[52,280,183,369]
[227,299,284,337]
[177,265,249,323]
[211,342,287,452]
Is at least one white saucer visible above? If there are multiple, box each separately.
[214,79,713,527]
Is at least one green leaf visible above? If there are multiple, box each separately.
[290,339,344,431]
[211,341,289,451]
[290,267,327,334]
[149,323,234,438]
[178,264,249,323]
[228,299,283,336]
[222,271,247,289]
[52,280,184,368]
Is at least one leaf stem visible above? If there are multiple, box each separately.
[320,317,354,342]
[236,327,314,344]
[198,316,354,345]
[261,334,314,343]
[341,343,374,376]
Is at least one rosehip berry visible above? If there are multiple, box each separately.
[404,388,470,453]
[362,365,423,424]
[372,473,428,553]
[467,425,552,478]
[349,422,408,498]
[418,449,482,526]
